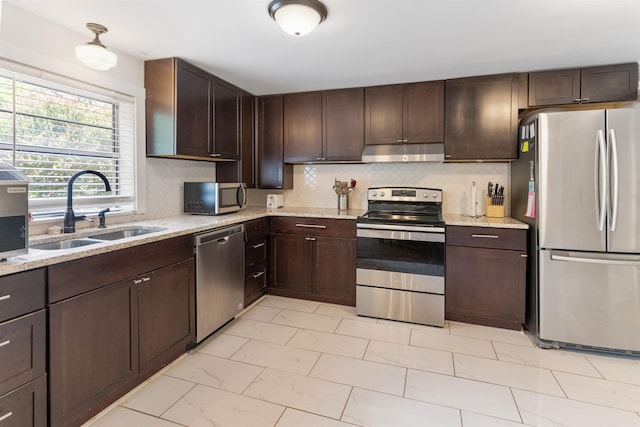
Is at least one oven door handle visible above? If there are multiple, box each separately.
[356,228,445,243]
[357,223,445,234]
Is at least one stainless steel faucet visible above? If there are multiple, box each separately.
[63,170,112,233]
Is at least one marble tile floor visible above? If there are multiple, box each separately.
[85,296,640,427]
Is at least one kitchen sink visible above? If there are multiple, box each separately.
[29,227,166,251]
[89,227,165,241]
[30,238,103,251]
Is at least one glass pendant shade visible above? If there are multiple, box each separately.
[75,44,117,71]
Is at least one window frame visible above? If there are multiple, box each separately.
[0,63,139,218]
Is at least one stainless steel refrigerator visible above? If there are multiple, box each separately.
[512,104,640,354]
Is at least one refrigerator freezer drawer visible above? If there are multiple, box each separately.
[539,249,640,353]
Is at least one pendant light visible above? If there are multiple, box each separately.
[75,23,118,71]
[268,0,328,37]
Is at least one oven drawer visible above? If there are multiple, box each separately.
[446,226,526,251]
[271,217,356,238]
[356,285,444,327]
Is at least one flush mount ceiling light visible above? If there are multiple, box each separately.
[75,23,118,71]
[268,0,328,37]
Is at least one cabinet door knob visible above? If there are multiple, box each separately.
[573,98,582,103]
[582,97,590,102]
[209,153,222,157]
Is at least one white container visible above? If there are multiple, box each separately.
[267,194,284,209]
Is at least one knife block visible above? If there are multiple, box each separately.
[486,197,505,218]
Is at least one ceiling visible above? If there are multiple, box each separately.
[6,0,640,95]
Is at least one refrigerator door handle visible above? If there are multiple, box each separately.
[594,129,607,231]
[608,128,620,232]
[551,251,640,266]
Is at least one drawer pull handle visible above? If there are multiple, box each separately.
[251,271,265,279]
[521,254,528,258]
[0,340,10,348]
[0,412,13,422]
[142,277,151,282]
[295,224,327,229]
[471,234,499,239]
[133,279,143,284]
[0,295,10,302]
[305,237,316,241]
[251,243,265,249]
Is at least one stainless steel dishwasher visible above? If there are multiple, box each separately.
[195,224,245,343]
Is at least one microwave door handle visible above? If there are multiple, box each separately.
[237,185,246,207]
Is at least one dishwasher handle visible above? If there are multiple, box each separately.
[195,224,245,246]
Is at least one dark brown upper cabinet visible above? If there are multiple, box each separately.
[283,88,364,163]
[212,78,241,159]
[258,95,293,189]
[217,90,255,185]
[365,81,444,145]
[528,63,638,107]
[145,57,241,161]
[284,91,323,162]
[323,88,365,161]
[445,73,519,161]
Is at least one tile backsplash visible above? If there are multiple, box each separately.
[278,162,511,215]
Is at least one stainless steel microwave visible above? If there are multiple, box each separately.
[184,182,247,215]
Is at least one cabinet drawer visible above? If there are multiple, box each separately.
[245,218,269,241]
[446,226,526,251]
[0,310,46,397]
[0,269,45,323]
[246,238,267,270]
[270,217,356,238]
[246,266,266,296]
[0,375,47,427]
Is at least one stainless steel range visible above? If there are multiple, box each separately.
[356,187,445,327]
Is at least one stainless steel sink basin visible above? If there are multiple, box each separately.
[30,238,103,251]
[89,227,164,241]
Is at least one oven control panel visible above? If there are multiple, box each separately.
[367,187,442,203]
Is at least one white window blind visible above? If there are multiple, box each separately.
[0,68,136,217]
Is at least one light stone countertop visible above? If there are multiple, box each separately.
[1,206,526,277]
[444,213,529,229]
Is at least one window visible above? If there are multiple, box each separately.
[0,68,136,217]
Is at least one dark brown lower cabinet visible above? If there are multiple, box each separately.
[269,217,356,306]
[0,375,47,427]
[244,218,269,307]
[445,226,527,330]
[138,259,195,376]
[49,279,138,427]
[47,236,195,427]
[49,280,138,426]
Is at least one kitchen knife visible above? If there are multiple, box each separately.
[488,182,493,198]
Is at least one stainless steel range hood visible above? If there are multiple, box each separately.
[361,143,445,163]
